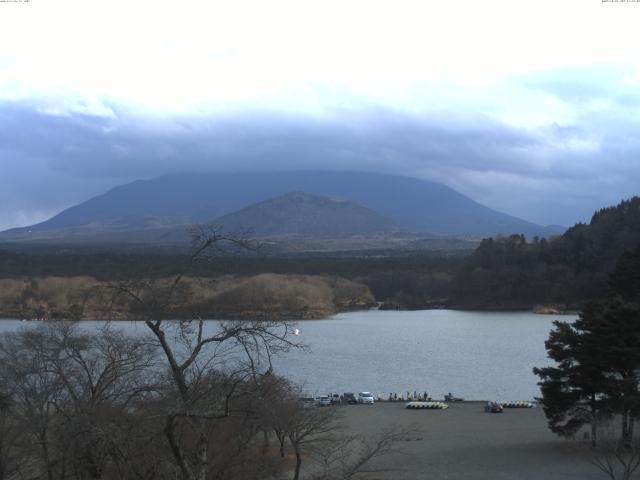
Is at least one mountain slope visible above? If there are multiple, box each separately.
[0,171,563,242]
[213,191,397,236]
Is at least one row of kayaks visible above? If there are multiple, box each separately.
[501,401,535,408]
[405,401,536,410]
[405,401,449,409]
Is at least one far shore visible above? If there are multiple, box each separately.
[0,305,580,322]
[0,304,583,323]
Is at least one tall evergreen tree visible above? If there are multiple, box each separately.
[535,247,640,446]
[533,308,611,446]
[609,245,640,302]
[587,299,640,444]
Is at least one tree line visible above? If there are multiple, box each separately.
[452,197,640,309]
[0,246,461,315]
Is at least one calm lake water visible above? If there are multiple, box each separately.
[0,309,572,401]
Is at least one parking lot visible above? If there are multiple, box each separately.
[340,401,605,480]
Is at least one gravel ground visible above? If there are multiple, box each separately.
[340,402,604,480]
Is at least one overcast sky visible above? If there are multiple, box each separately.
[1,0,640,231]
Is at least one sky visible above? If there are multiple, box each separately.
[1,0,640,231]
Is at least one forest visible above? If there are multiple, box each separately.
[451,197,640,309]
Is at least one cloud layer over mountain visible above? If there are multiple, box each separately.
[1,1,639,231]
[2,88,640,232]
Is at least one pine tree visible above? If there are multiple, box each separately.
[609,245,640,302]
[587,298,640,445]
[533,309,611,447]
[534,247,640,446]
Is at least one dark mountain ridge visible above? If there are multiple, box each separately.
[213,191,398,237]
[1,171,563,245]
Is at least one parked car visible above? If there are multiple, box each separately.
[358,392,375,404]
[484,401,504,413]
[445,393,464,402]
[329,392,341,405]
[343,392,357,405]
[316,395,331,407]
[300,397,316,409]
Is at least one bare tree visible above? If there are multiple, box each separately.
[287,406,342,480]
[0,390,25,480]
[47,323,159,479]
[0,327,66,480]
[105,225,300,480]
[263,381,300,459]
[280,399,410,480]
[585,422,640,480]
[310,427,410,480]
[0,321,161,480]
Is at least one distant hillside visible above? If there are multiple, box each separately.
[451,197,640,309]
[213,191,397,236]
[0,172,562,246]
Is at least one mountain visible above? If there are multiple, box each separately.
[213,191,397,236]
[0,171,564,245]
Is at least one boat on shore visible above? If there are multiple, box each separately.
[406,401,449,409]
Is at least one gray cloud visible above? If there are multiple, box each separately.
[521,64,640,105]
[1,98,639,231]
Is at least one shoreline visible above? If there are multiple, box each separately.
[0,305,579,322]
[0,306,578,322]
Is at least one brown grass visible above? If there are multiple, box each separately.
[0,274,374,320]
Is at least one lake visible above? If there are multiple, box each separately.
[0,309,571,401]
